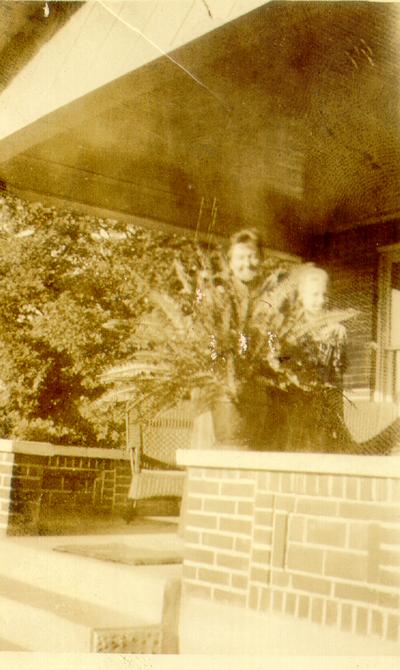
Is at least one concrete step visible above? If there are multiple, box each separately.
[0,534,182,622]
[0,574,158,652]
[0,532,183,652]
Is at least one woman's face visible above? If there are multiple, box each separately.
[229,243,261,284]
[299,276,327,315]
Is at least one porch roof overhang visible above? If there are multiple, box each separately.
[0,1,400,255]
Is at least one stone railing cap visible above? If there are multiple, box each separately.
[0,439,129,460]
[176,449,400,478]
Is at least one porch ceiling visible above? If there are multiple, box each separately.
[0,1,400,254]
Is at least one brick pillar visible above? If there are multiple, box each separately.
[0,449,15,535]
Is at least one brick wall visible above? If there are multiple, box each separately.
[311,220,400,396]
[180,455,400,644]
[0,441,132,535]
[0,450,14,531]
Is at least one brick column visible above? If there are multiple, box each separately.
[0,448,15,534]
[177,450,400,644]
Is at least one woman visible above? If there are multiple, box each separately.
[190,227,269,449]
[282,263,351,452]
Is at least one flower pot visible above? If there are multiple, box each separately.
[211,392,274,450]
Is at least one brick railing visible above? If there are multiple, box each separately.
[0,440,131,535]
[177,450,400,644]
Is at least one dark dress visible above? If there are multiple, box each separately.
[275,316,351,453]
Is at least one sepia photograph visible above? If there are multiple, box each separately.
[0,0,399,661]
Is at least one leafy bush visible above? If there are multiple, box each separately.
[0,192,198,446]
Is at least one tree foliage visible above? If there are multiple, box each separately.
[0,193,198,446]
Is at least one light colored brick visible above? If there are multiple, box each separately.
[359,478,373,501]
[298,594,310,618]
[256,472,268,489]
[255,492,274,508]
[186,497,202,512]
[373,479,390,502]
[292,474,306,493]
[307,518,346,547]
[284,592,296,615]
[305,474,318,496]
[206,469,237,479]
[220,482,254,498]
[280,473,293,493]
[345,477,359,500]
[371,609,383,637]
[238,471,256,481]
[341,603,353,632]
[379,568,400,589]
[0,464,13,475]
[317,475,330,496]
[340,502,400,523]
[186,513,217,530]
[253,528,273,545]
[272,589,283,611]
[203,498,236,514]
[287,544,324,574]
[217,553,249,571]
[235,537,251,554]
[248,585,259,609]
[202,532,233,550]
[252,548,272,565]
[330,476,344,498]
[348,522,369,551]
[296,498,338,517]
[291,574,331,595]
[275,495,295,512]
[386,614,400,642]
[355,607,368,635]
[198,568,229,586]
[390,479,400,502]
[380,526,400,545]
[250,567,270,584]
[271,570,289,587]
[334,582,377,605]
[260,588,271,611]
[377,591,399,610]
[325,600,338,626]
[311,597,324,624]
[269,472,281,492]
[325,550,368,582]
[289,516,305,543]
[185,547,215,566]
[379,548,400,568]
[272,512,288,568]
[184,528,201,545]
[189,480,219,495]
[231,574,248,590]
[254,510,273,527]
[219,517,252,535]
[237,501,253,516]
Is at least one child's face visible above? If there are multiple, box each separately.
[299,277,327,315]
[229,243,261,284]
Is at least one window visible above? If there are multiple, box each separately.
[376,245,400,402]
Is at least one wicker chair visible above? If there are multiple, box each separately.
[344,399,400,454]
[126,401,193,520]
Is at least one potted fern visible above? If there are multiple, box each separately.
[101,250,357,451]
